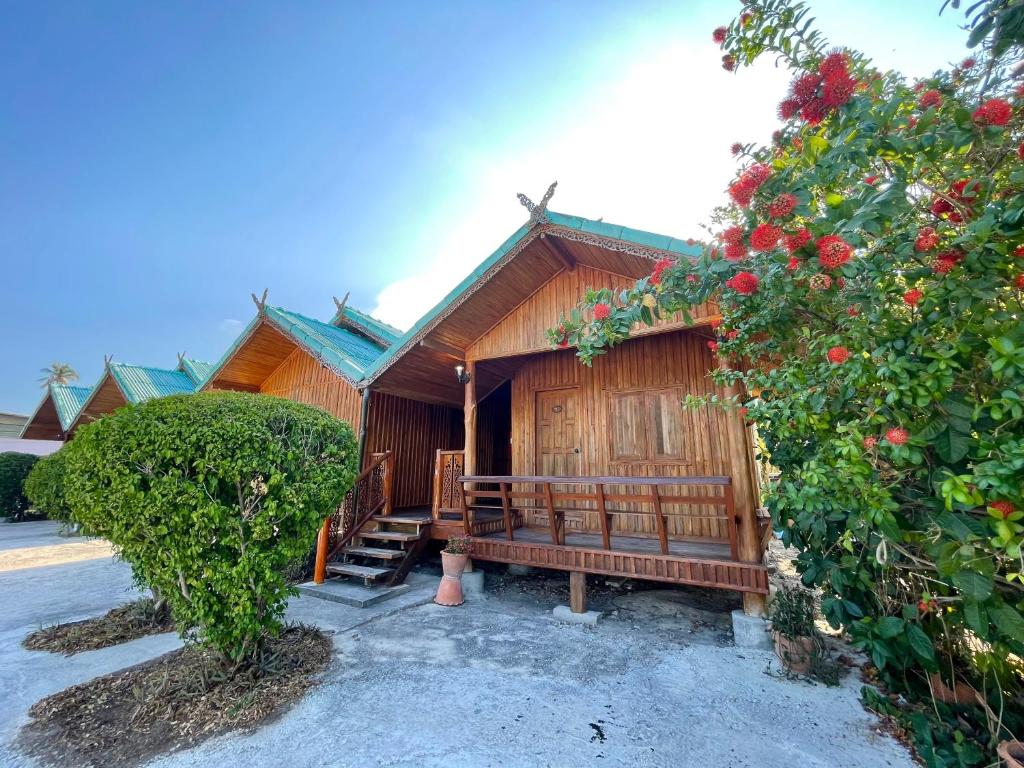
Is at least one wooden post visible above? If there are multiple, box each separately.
[595,483,611,550]
[382,452,394,517]
[721,372,767,617]
[463,360,477,477]
[569,571,587,614]
[313,518,331,584]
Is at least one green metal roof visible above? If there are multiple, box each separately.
[108,363,197,404]
[331,305,403,346]
[51,384,93,431]
[263,306,388,382]
[178,358,216,385]
[359,210,700,383]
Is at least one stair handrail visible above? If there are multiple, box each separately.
[313,450,393,584]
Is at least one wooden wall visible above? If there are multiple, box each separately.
[261,347,364,426]
[364,391,463,509]
[467,264,717,361]
[509,330,743,541]
[259,347,462,510]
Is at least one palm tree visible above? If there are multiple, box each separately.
[39,362,78,387]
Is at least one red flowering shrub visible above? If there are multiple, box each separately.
[724,243,748,262]
[713,26,727,44]
[767,193,798,219]
[550,3,1024,762]
[593,302,610,320]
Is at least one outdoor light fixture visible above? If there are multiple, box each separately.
[454,364,471,385]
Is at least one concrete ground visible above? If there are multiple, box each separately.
[0,521,916,768]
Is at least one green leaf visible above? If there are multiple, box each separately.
[952,571,994,601]
[934,428,971,463]
[876,616,904,638]
[905,623,936,664]
[990,605,1024,643]
[962,602,988,637]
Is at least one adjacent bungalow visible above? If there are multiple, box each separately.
[67,359,211,435]
[20,383,93,441]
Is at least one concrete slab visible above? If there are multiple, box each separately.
[553,604,602,625]
[296,579,411,608]
[732,608,773,650]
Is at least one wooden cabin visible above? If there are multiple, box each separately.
[205,201,770,616]
[67,359,209,435]
[20,383,93,441]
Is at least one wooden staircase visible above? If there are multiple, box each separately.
[314,451,430,590]
[325,513,430,587]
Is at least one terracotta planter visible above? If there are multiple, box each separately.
[772,631,816,674]
[998,740,1024,768]
[434,552,469,607]
[441,552,469,578]
[928,671,980,705]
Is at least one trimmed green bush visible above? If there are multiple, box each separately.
[0,452,40,520]
[64,392,358,665]
[24,448,73,522]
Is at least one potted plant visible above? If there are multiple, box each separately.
[998,741,1024,768]
[768,585,817,674]
[434,535,474,606]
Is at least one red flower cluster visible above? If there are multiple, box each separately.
[726,329,739,340]
[780,51,855,124]
[712,26,727,44]
[594,302,611,320]
[723,226,745,245]
[725,271,760,295]
[649,257,674,285]
[973,98,1013,126]
[785,228,812,253]
[1016,274,1024,290]
[786,257,800,271]
[862,436,877,450]
[915,227,940,252]
[725,244,748,262]
[1015,245,1024,258]
[933,249,963,274]
[827,346,850,364]
[722,54,736,72]
[990,500,1015,518]
[886,427,909,446]
[903,288,923,307]
[728,163,772,207]
[931,179,979,223]
[961,57,976,69]
[750,223,782,251]
[918,89,942,109]
[737,406,749,419]
[1019,141,1024,160]
[816,235,852,269]
[847,305,859,317]
[767,193,798,219]
[707,340,719,353]
[864,175,879,185]
[730,142,743,156]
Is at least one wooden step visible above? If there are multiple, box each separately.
[373,515,431,526]
[361,530,421,543]
[342,545,405,560]
[325,562,394,581]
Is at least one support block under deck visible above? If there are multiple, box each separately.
[731,608,772,649]
[553,605,602,625]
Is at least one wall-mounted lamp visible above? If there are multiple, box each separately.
[454,364,471,385]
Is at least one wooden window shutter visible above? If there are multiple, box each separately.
[607,391,647,461]
[646,388,688,461]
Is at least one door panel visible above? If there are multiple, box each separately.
[536,388,580,477]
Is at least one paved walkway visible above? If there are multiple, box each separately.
[0,522,916,768]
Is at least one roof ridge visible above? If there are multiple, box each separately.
[342,305,402,334]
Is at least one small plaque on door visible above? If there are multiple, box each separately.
[552,405,563,413]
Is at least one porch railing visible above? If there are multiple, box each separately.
[457,474,739,561]
[313,450,394,584]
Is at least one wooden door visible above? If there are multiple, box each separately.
[535,388,580,478]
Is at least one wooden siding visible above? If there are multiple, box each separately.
[21,398,62,440]
[509,330,740,541]
[260,347,364,427]
[71,375,127,432]
[467,264,716,361]
[364,391,463,510]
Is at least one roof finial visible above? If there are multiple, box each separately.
[176,351,186,366]
[103,354,113,368]
[517,181,558,225]
[250,288,268,311]
[333,292,350,314]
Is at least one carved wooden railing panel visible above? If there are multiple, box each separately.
[432,450,465,520]
[313,451,393,584]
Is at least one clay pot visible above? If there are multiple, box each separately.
[434,552,469,607]
[772,631,816,674]
[928,671,980,705]
[441,552,469,578]
[998,740,1024,768]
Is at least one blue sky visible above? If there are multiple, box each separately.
[2,1,969,416]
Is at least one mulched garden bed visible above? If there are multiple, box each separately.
[18,624,332,768]
[23,598,176,655]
